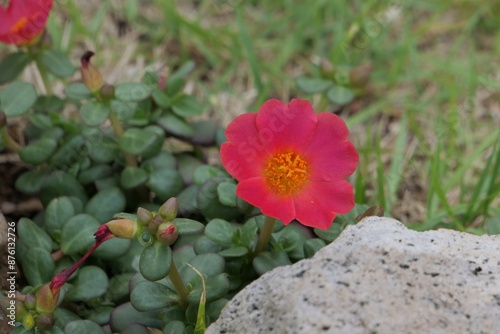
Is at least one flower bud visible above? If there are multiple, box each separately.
[105,219,138,239]
[137,207,153,226]
[349,62,372,88]
[148,214,164,233]
[36,313,56,330]
[156,222,179,246]
[81,51,104,93]
[100,83,115,99]
[158,198,178,221]
[35,284,58,314]
[24,294,36,310]
[22,312,35,330]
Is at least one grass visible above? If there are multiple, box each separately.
[12,0,500,233]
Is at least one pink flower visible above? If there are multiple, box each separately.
[0,0,53,45]
[221,99,358,230]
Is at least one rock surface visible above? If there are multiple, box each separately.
[207,217,500,334]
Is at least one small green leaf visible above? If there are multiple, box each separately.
[0,52,31,84]
[171,94,203,117]
[146,169,184,201]
[191,120,218,146]
[78,165,113,185]
[109,302,162,332]
[157,113,194,138]
[33,95,65,113]
[139,241,173,281]
[18,218,52,252]
[180,254,225,285]
[314,222,343,242]
[197,177,241,221]
[119,128,158,155]
[15,168,50,194]
[0,81,37,116]
[115,83,151,102]
[80,101,110,126]
[204,219,234,246]
[486,216,500,235]
[173,218,205,235]
[120,166,148,189]
[166,76,184,96]
[45,197,76,240]
[108,273,135,303]
[66,266,109,301]
[88,136,120,164]
[218,246,248,258]
[217,182,237,207]
[21,247,55,286]
[65,320,106,334]
[131,281,178,311]
[176,154,202,184]
[253,251,292,276]
[60,214,100,255]
[19,138,57,165]
[296,76,333,93]
[141,151,176,173]
[27,113,52,129]
[187,273,230,304]
[326,85,355,105]
[85,187,126,223]
[64,83,92,100]
[303,238,326,258]
[92,237,131,260]
[110,99,137,121]
[49,135,86,168]
[194,236,222,255]
[162,321,185,334]
[39,49,75,78]
[40,171,88,207]
[193,165,226,185]
[152,88,171,108]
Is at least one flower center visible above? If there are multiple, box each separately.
[264,151,309,196]
[11,17,28,33]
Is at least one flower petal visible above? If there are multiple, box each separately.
[303,113,358,181]
[294,180,354,229]
[237,177,296,225]
[221,142,267,181]
[255,99,317,152]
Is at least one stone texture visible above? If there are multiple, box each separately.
[207,217,500,334]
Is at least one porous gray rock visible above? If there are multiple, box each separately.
[207,217,500,334]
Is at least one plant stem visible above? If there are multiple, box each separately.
[108,112,138,167]
[168,260,188,309]
[1,127,22,153]
[254,216,276,255]
[35,59,53,95]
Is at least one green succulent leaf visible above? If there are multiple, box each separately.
[217,182,237,207]
[19,138,57,165]
[313,222,343,242]
[326,84,355,105]
[109,302,162,332]
[193,165,226,185]
[22,247,55,286]
[85,187,126,223]
[204,219,234,246]
[40,171,88,207]
[78,165,113,185]
[171,94,203,117]
[131,281,178,311]
[194,236,222,255]
[60,214,100,255]
[39,49,75,78]
[65,320,106,334]
[66,266,109,301]
[139,241,173,281]
[92,237,131,260]
[486,216,500,235]
[45,197,76,240]
[0,81,37,116]
[174,218,205,235]
[15,168,50,194]
[141,151,177,173]
[296,76,333,93]
[187,273,230,304]
[180,254,225,285]
[162,321,185,334]
[115,82,151,102]
[33,95,65,113]
[64,82,92,100]
[218,246,248,258]
[27,113,52,129]
[0,52,31,84]
[146,169,184,201]
[119,128,158,155]
[253,251,292,276]
[303,238,327,258]
[18,218,52,252]
[157,113,194,138]
[88,136,120,164]
[80,101,111,126]
[120,166,148,189]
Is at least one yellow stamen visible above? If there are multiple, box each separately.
[264,151,309,196]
